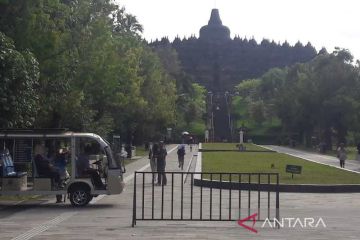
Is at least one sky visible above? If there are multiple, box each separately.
[115,0,360,61]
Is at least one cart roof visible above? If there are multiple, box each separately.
[0,130,107,147]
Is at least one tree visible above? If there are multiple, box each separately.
[0,0,180,143]
[112,7,143,35]
[241,48,359,147]
[152,44,207,137]
[0,32,40,128]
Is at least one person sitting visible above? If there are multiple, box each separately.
[34,144,61,188]
[54,148,70,180]
[76,145,105,189]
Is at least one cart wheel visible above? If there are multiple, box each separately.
[87,196,94,204]
[69,188,91,207]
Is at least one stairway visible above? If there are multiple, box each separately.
[213,94,232,142]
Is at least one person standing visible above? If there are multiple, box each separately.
[54,147,70,203]
[119,145,128,173]
[337,143,347,168]
[55,147,70,180]
[357,142,360,161]
[177,144,186,170]
[149,142,158,183]
[157,141,167,186]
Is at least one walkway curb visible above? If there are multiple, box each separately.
[199,149,276,153]
[260,145,360,174]
[193,178,360,193]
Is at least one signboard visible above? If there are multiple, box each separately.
[286,164,302,179]
[14,139,32,163]
[112,135,121,154]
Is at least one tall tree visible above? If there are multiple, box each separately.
[0,32,40,128]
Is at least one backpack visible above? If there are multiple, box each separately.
[177,148,185,156]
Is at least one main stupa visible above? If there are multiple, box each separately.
[199,9,230,42]
[151,9,317,142]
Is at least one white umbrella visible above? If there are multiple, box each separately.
[182,131,189,135]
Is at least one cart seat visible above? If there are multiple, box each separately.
[0,150,27,178]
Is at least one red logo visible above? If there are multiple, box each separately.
[237,213,258,233]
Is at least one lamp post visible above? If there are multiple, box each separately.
[224,91,233,142]
[112,135,121,153]
[207,91,214,142]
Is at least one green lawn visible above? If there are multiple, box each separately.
[202,151,360,184]
[135,146,148,157]
[202,143,266,151]
[0,195,41,202]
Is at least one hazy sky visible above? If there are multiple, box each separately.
[116,0,360,61]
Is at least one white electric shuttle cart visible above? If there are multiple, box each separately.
[0,129,125,207]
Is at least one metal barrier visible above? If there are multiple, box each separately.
[132,172,279,227]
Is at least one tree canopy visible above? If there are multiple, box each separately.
[233,49,360,147]
[0,0,205,143]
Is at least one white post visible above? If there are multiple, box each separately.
[205,129,209,143]
[239,130,244,144]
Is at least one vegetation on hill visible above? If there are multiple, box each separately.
[151,36,317,91]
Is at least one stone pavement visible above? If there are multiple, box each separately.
[1,144,360,239]
[262,145,360,173]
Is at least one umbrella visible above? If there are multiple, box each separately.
[182,131,189,135]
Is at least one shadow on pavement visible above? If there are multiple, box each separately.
[0,199,48,218]
[0,201,117,218]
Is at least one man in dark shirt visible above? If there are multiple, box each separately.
[76,145,105,189]
[34,145,61,186]
[177,144,185,170]
[156,141,167,186]
[149,142,158,182]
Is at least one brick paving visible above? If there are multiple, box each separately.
[1,144,360,239]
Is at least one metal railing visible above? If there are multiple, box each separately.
[132,171,279,227]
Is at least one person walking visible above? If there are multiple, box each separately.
[188,136,193,152]
[177,144,186,170]
[156,141,167,186]
[149,142,158,183]
[337,143,347,168]
[357,142,360,161]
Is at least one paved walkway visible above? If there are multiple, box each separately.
[262,145,360,173]
[1,144,360,239]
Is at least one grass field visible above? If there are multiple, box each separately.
[202,143,266,151]
[135,146,149,157]
[202,150,360,184]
